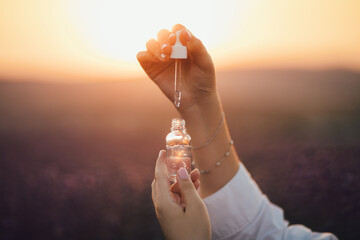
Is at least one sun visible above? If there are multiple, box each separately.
[65,0,245,64]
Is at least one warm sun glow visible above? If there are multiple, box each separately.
[65,0,246,63]
[0,0,359,81]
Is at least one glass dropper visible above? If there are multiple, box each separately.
[170,31,187,108]
[174,59,181,107]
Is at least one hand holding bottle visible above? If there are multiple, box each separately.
[137,24,216,112]
[151,150,211,240]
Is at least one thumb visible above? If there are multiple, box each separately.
[177,167,201,208]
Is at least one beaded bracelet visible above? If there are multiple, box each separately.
[193,139,234,174]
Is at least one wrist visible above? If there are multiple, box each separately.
[179,92,224,147]
[179,91,221,122]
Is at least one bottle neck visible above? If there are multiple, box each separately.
[171,118,186,132]
[171,126,186,133]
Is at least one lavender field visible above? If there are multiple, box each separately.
[0,69,359,239]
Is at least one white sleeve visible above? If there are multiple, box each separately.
[203,162,338,240]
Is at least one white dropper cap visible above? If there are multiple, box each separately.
[170,31,187,59]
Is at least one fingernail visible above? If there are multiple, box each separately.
[169,33,175,40]
[184,29,191,41]
[160,53,166,59]
[161,43,168,52]
[159,150,165,157]
[179,167,188,179]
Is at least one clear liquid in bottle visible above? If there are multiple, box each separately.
[166,118,191,182]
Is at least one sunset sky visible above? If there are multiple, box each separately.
[0,0,359,82]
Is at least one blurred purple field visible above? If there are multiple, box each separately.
[0,69,359,240]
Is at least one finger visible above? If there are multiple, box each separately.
[171,23,186,37]
[194,179,200,190]
[137,51,156,70]
[157,29,172,55]
[146,38,167,61]
[191,168,200,182]
[171,24,187,47]
[157,29,170,42]
[171,24,190,46]
[170,169,200,193]
[172,24,196,49]
[176,167,202,209]
[151,179,156,204]
[169,181,179,193]
[154,150,172,201]
[168,32,176,45]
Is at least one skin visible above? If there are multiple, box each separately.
[151,150,211,240]
[171,168,200,207]
[137,26,215,111]
[138,24,240,198]
[140,24,241,239]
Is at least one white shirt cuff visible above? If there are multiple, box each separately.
[203,162,264,239]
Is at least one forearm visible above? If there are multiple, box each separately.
[180,91,240,198]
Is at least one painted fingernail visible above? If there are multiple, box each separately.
[184,29,191,41]
[169,33,175,40]
[179,167,188,179]
[160,53,166,59]
[158,150,166,158]
[161,43,168,52]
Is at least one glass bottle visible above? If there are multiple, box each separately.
[166,118,192,182]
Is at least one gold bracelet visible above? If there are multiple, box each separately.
[193,139,234,174]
